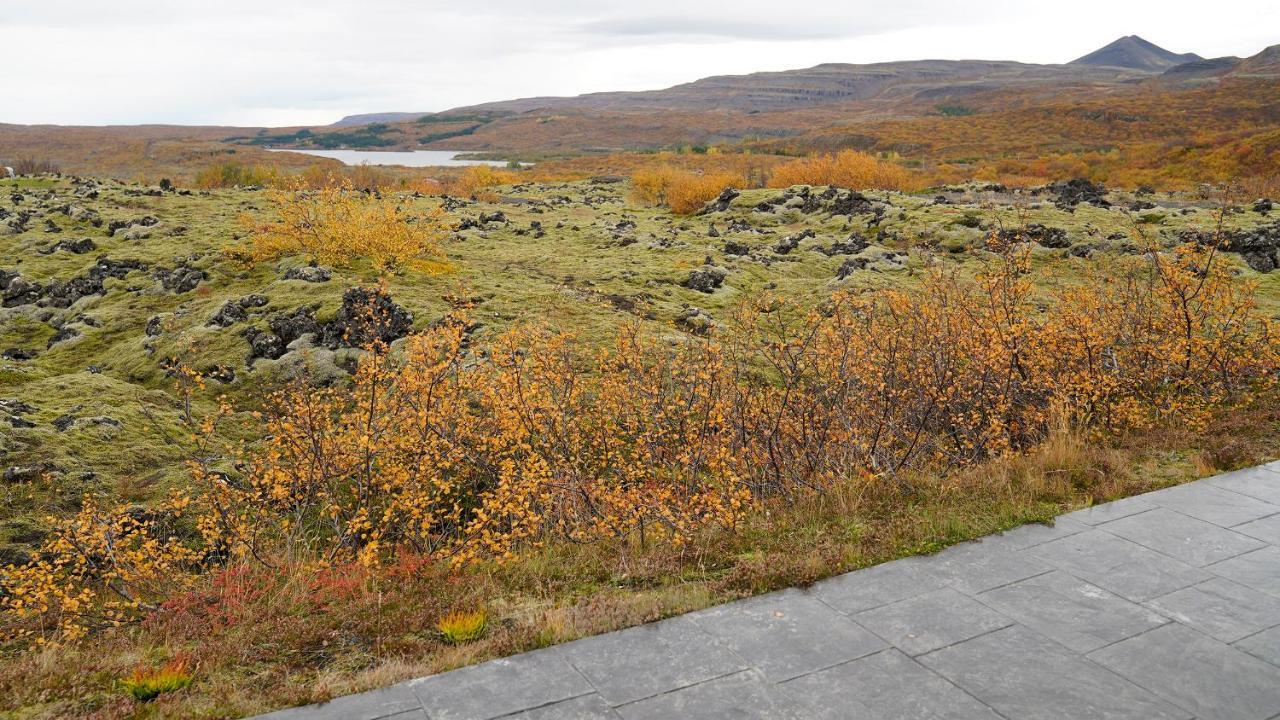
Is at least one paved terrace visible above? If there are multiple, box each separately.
[261,464,1280,720]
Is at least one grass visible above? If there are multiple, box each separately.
[119,660,194,703]
[437,610,488,644]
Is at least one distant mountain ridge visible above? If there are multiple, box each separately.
[1069,35,1202,71]
[332,36,1212,126]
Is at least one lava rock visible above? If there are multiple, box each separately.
[698,187,740,214]
[153,263,206,293]
[1049,178,1111,210]
[283,265,332,283]
[684,265,728,293]
[774,229,815,255]
[320,287,414,348]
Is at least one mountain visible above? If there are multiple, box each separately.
[332,112,431,127]
[1070,35,1203,72]
[451,60,1149,116]
[1233,43,1280,76]
[333,37,1200,126]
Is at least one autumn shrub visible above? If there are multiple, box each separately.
[631,165,744,214]
[447,165,521,198]
[0,494,201,643]
[241,180,448,272]
[3,235,1276,646]
[767,150,916,191]
[193,161,278,189]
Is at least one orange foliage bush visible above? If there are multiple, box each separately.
[193,161,278,189]
[631,165,744,214]
[4,234,1276,644]
[241,180,448,272]
[446,165,521,198]
[766,150,916,191]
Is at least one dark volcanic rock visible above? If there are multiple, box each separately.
[47,326,81,348]
[321,287,414,348]
[1184,221,1280,272]
[283,265,333,283]
[698,188,740,214]
[243,287,413,363]
[684,265,728,293]
[817,233,870,256]
[999,224,1070,248]
[835,257,869,279]
[774,229,815,255]
[1049,179,1111,210]
[209,294,268,326]
[153,263,206,293]
[39,256,146,308]
[828,190,876,216]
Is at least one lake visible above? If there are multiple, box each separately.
[265,148,510,168]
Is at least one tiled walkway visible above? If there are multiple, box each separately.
[259,463,1280,720]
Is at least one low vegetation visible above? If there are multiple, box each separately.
[2,169,1278,717]
[240,182,449,272]
[631,151,916,214]
[766,150,917,191]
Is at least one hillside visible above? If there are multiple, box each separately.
[1069,35,1202,71]
[3,39,1277,191]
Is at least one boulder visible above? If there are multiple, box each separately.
[684,265,728,293]
[283,265,332,283]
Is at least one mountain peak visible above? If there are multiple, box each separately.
[1070,36,1203,72]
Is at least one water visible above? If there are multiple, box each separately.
[265,148,510,168]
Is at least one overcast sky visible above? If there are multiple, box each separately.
[3,1,1277,127]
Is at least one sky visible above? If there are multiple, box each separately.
[3,1,1277,127]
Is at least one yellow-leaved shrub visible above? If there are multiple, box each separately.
[767,150,916,191]
[241,180,448,273]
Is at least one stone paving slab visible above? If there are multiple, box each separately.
[255,463,1280,720]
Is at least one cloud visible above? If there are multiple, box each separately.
[0,0,1274,126]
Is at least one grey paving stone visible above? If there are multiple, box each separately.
[807,556,943,614]
[507,694,619,720]
[1100,507,1264,566]
[614,670,804,720]
[1060,496,1157,527]
[1235,513,1280,546]
[256,684,425,720]
[916,540,1051,595]
[975,517,1087,551]
[1089,622,1280,720]
[1146,577,1280,642]
[920,625,1190,720]
[1143,482,1280,527]
[1029,529,1211,601]
[558,616,746,706]
[1210,546,1280,597]
[853,587,1012,656]
[408,649,591,720]
[782,649,1001,720]
[687,589,886,681]
[977,570,1168,652]
[1235,625,1280,667]
[1208,466,1280,505]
